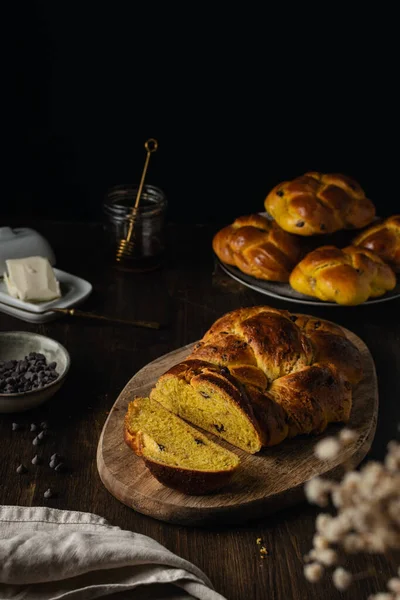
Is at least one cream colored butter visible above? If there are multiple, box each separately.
[4,256,61,302]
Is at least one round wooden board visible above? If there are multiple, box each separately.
[97,318,378,527]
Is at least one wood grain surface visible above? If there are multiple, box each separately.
[0,220,398,600]
[97,322,378,526]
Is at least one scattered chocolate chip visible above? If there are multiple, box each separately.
[31,455,40,465]
[40,421,49,430]
[37,430,46,440]
[289,315,297,322]
[30,423,37,432]
[157,444,165,451]
[43,488,54,499]
[199,391,210,398]
[296,221,305,228]
[214,424,225,433]
[16,464,27,474]
[220,367,230,375]
[11,423,21,431]
[276,190,284,197]
[314,321,321,329]
[32,436,40,446]
[194,438,205,445]
[54,462,65,472]
[50,453,61,462]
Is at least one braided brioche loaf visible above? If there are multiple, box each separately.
[212,214,305,281]
[264,172,376,236]
[353,214,400,272]
[150,306,362,454]
[289,245,396,305]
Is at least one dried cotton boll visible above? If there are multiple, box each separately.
[359,462,386,498]
[371,475,400,504]
[387,578,400,593]
[313,534,330,550]
[303,549,318,563]
[322,514,351,543]
[343,533,366,553]
[304,562,324,583]
[388,499,400,524]
[314,548,338,566]
[339,428,358,446]
[385,441,400,472]
[333,471,363,507]
[314,437,341,461]
[332,567,353,591]
[305,435,400,596]
[364,528,400,554]
[304,477,334,507]
[316,513,333,535]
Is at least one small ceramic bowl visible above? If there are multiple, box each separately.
[0,331,70,413]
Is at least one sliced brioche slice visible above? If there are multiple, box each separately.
[124,397,240,495]
[149,359,266,453]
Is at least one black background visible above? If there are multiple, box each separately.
[4,2,399,225]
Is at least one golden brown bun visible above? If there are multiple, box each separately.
[212,214,305,281]
[151,306,362,455]
[264,172,376,236]
[352,214,400,272]
[289,245,396,305]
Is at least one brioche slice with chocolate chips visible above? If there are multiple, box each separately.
[124,397,240,495]
[150,359,270,453]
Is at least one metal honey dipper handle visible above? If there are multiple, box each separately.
[116,138,158,262]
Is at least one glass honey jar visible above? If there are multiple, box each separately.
[103,184,167,272]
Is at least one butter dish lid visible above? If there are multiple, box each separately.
[0,227,56,273]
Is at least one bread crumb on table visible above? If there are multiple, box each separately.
[256,537,269,558]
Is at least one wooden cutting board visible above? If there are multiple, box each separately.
[97,320,378,527]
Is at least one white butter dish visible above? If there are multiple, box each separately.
[0,269,92,323]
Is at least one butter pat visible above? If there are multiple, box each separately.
[4,256,61,302]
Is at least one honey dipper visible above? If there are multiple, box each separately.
[115,137,158,262]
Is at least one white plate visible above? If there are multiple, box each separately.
[0,269,92,323]
[216,259,400,308]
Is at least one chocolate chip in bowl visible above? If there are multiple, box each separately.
[0,331,70,413]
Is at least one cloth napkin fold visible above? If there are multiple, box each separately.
[0,505,227,600]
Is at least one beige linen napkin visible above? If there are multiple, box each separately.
[0,505,227,600]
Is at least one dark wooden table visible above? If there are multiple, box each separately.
[0,220,399,600]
